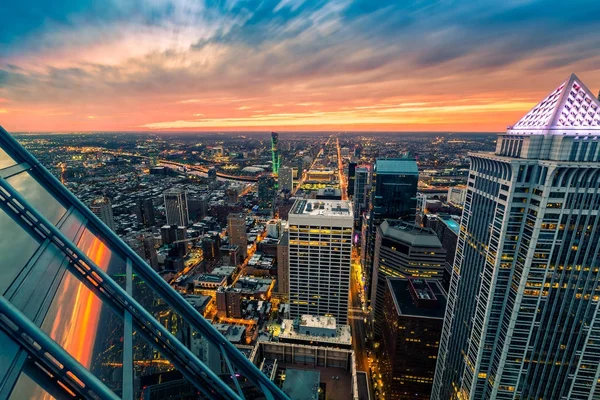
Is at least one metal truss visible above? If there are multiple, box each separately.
[0,126,289,400]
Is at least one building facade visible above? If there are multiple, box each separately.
[279,166,294,192]
[370,220,446,335]
[164,188,189,226]
[228,212,248,259]
[135,197,156,227]
[381,278,446,399]
[288,199,353,324]
[433,74,600,400]
[277,231,290,297]
[90,196,115,231]
[353,166,370,220]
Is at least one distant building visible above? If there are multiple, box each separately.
[258,174,276,205]
[202,234,221,263]
[371,220,446,336]
[188,195,209,220]
[446,186,466,206]
[216,287,242,318]
[315,187,341,200]
[381,278,446,399]
[271,132,281,175]
[347,162,357,197]
[279,316,352,350]
[288,199,353,324]
[161,225,188,257]
[207,166,217,180]
[353,166,370,219]
[135,197,156,227]
[277,231,289,297]
[90,196,115,231]
[266,219,282,239]
[227,213,248,259]
[164,188,189,227]
[225,187,239,204]
[278,166,294,192]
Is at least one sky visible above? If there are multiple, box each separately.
[1,0,600,133]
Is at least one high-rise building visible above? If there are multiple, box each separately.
[135,196,156,227]
[278,166,294,192]
[353,166,370,220]
[381,278,446,399]
[433,74,600,400]
[258,174,276,205]
[447,186,467,206]
[164,188,189,226]
[271,132,281,175]
[277,231,290,297]
[372,159,418,222]
[216,287,242,318]
[188,194,209,219]
[0,126,288,400]
[228,212,248,259]
[288,199,353,324]
[202,233,221,263]
[362,159,419,307]
[347,162,357,197]
[90,196,115,231]
[370,220,446,335]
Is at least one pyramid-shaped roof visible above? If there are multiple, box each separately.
[511,74,600,130]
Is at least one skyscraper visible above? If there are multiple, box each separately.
[228,212,248,259]
[277,231,290,297]
[362,158,419,306]
[347,162,357,197]
[164,188,189,226]
[381,278,446,399]
[271,131,281,175]
[353,166,370,220]
[135,196,156,227]
[433,74,600,400]
[370,220,446,335]
[90,196,115,231]
[258,173,276,205]
[278,166,294,192]
[288,199,353,324]
[0,125,288,400]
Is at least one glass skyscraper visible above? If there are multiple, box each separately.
[432,74,600,400]
[0,126,288,399]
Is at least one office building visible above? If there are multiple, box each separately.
[353,166,370,220]
[90,196,115,231]
[433,74,600,400]
[0,126,288,399]
[164,188,189,226]
[363,158,419,306]
[135,197,156,227]
[271,132,281,175]
[447,186,467,206]
[279,166,294,192]
[347,162,357,197]
[188,194,209,219]
[315,187,342,200]
[370,220,446,335]
[381,278,446,399]
[202,233,221,263]
[258,174,276,205]
[288,199,353,324]
[266,219,282,239]
[228,212,248,259]
[277,231,290,296]
[216,287,243,318]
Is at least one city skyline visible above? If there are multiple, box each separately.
[2,1,600,132]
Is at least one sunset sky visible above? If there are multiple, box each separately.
[2,0,600,132]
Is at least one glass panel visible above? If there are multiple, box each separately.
[9,371,55,400]
[7,171,66,225]
[39,226,127,395]
[0,207,40,294]
[0,147,17,169]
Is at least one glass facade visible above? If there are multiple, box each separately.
[0,126,289,400]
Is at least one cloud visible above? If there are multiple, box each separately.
[1,0,600,132]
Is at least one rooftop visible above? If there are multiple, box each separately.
[387,277,447,319]
[375,158,419,175]
[300,314,336,330]
[380,220,443,248]
[438,215,460,235]
[290,199,352,217]
[281,369,320,400]
[279,319,352,346]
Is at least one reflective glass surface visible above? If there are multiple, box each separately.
[7,171,66,225]
[9,372,55,400]
[0,148,17,169]
[0,207,40,294]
